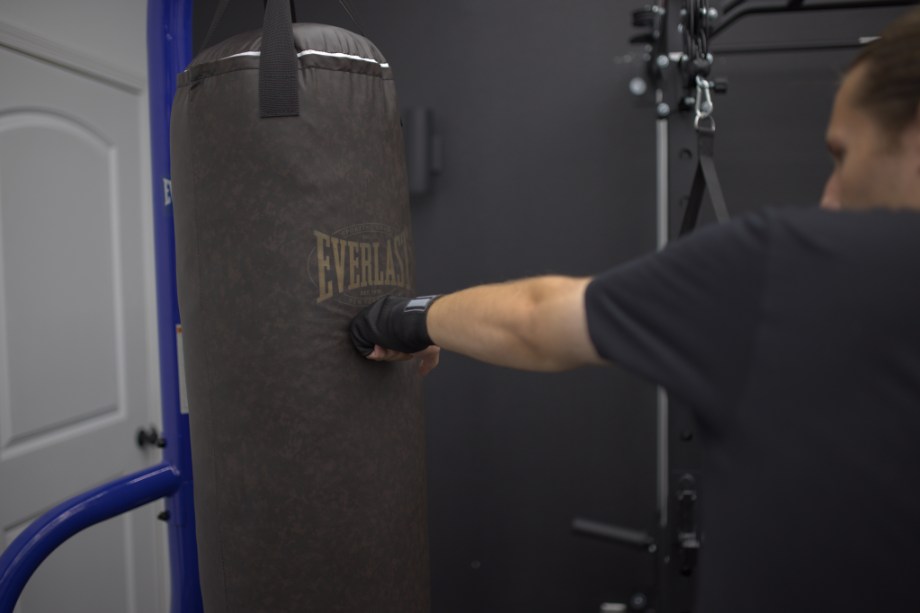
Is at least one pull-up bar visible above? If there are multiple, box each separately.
[713,0,917,38]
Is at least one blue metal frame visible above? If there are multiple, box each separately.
[0,2,200,612]
[0,464,181,612]
[146,1,202,611]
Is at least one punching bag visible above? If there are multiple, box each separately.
[169,2,430,611]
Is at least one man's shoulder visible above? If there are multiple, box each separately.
[752,205,920,231]
[730,206,920,251]
[721,207,920,291]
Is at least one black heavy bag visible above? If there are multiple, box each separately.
[169,3,429,611]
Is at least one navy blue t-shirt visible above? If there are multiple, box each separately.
[585,207,920,613]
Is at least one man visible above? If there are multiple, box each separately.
[351,7,920,613]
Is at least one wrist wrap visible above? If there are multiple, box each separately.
[350,295,441,356]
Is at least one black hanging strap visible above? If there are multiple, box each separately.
[262,0,297,21]
[203,0,366,55]
[203,0,366,118]
[697,129,730,224]
[260,0,300,118]
[680,126,729,236]
[680,76,730,236]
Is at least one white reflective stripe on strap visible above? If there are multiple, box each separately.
[221,49,389,68]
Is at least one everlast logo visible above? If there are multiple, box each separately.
[309,223,412,306]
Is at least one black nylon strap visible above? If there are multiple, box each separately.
[260,0,300,118]
[263,0,297,21]
[679,127,729,236]
[698,130,730,222]
[204,0,363,53]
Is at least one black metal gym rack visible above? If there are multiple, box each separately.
[572,1,916,611]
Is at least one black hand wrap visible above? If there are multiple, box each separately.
[349,295,441,357]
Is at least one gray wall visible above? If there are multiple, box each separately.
[192,2,908,612]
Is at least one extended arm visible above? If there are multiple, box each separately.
[428,276,604,371]
[350,276,606,373]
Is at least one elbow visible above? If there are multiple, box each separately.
[517,297,574,372]
[515,276,597,373]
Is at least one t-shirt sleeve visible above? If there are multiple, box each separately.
[584,212,770,422]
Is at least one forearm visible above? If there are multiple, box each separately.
[427,276,601,371]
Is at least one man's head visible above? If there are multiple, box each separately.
[820,7,920,211]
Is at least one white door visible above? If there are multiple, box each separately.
[0,17,166,613]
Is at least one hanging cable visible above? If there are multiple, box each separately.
[337,0,368,37]
[201,0,232,51]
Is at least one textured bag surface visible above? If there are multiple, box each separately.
[170,11,429,613]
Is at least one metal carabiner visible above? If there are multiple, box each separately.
[693,75,715,132]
